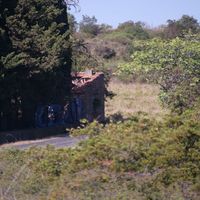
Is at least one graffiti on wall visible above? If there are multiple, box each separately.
[35,98,83,128]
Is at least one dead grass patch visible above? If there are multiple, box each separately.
[105,80,168,119]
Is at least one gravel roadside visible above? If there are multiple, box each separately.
[0,135,88,150]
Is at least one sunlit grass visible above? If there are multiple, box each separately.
[105,80,168,119]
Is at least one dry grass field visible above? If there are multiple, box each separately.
[105,80,168,119]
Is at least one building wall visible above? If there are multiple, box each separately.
[73,73,105,122]
[0,72,105,144]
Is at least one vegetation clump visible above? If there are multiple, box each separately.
[117,35,200,113]
[0,0,72,131]
[1,102,200,199]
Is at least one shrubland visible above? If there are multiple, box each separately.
[1,78,200,199]
[71,15,200,110]
[1,6,200,200]
[0,100,200,199]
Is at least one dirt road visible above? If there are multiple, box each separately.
[0,135,88,150]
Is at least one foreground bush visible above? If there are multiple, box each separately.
[0,101,200,199]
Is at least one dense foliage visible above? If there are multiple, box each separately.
[0,0,72,130]
[1,6,200,199]
[118,35,200,113]
[1,102,200,199]
[79,15,101,37]
[163,15,200,39]
[71,15,200,79]
[117,21,149,40]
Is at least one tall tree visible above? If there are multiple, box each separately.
[117,21,149,40]
[79,15,100,37]
[0,0,72,130]
[164,15,200,38]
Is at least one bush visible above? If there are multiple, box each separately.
[1,103,200,199]
[117,35,200,113]
[94,46,116,59]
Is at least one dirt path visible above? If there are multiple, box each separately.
[0,135,88,150]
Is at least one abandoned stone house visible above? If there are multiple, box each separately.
[0,71,105,143]
[71,71,105,122]
[35,71,105,128]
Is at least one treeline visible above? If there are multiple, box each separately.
[73,14,200,39]
[0,0,72,131]
[69,14,200,71]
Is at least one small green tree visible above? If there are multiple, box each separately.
[79,15,100,37]
[164,15,200,38]
[118,35,200,113]
[117,21,149,40]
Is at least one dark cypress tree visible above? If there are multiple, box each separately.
[0,0,72,130]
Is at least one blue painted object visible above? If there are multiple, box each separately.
[35,98,83,128]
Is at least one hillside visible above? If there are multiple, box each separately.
[1,3,200,200]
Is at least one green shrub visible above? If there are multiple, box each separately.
[0,104,200,199]
[117,35,200,113]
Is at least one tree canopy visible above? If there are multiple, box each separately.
[0,0,72,130]
[117,21,149,40]
[79,15,101,37]
[118,35,200,112]
[164,15,200,38]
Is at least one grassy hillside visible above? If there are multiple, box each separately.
[1,6,199,199]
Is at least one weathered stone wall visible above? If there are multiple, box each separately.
[0,72,105,144]
[72,72,105,122]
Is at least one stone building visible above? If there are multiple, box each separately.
[34,70,105,127]
[0,71,105,143]
[71,71,105,122]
